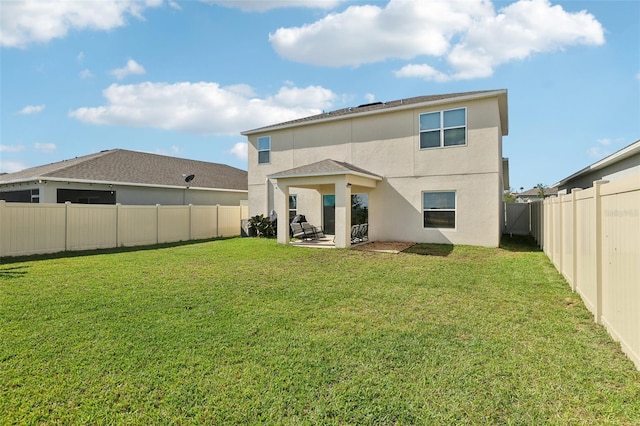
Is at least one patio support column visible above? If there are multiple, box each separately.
[274,182,290,245]
[334,177,352,248]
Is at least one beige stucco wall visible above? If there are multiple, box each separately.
[247,95,505,246]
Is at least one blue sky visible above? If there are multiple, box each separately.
[1,0,638,191]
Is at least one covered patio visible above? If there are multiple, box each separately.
[268,159,382,249]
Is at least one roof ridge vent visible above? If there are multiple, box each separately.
[356,101,383,108]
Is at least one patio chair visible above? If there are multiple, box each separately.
[290,222,308,240]
[358,223,369,242]
[301,222,325,240]
[351,224,361,244]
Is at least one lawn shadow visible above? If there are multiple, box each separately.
[500,234,542,252]
[402,243,454,257]
[0,265,30,279]
[0,237,237,265]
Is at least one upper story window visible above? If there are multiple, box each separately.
[419,108,466,149]
[258,136,270,164]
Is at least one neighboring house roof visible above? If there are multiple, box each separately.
[0,149,248,191]
[243,89,508,137]
[553,139,640,188]
[517,186,558,198]
[268,159,383,180]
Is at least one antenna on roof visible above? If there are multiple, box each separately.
[183,174,195,183]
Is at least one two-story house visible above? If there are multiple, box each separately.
[242,89,509,248]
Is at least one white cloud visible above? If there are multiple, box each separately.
[34,142,56,153]
[168,1,182,10]
[18,104,45,115]
[77,51,85,64]
[394,63,451,82]
[364,93,375,103]
[111,59,146,80]
[80,69,94,79]
[228,142,248,161]
[273,85,336,109]
[0,160,29,174]
[68,82,337,134]
[202,0,345,12]
[0,144,26,153]
[270,0,605,80]
[588,137,625,158]
[0,0,162,48]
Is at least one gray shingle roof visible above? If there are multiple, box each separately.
[268,159,382,180]
[518,186,558,197]
[243,89,507,135]
[0,149,247,191]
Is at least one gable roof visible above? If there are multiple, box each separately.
[0,149,248,191]
[517,186,558,197]
[243,89,508,136]
[553,139,640,188]
[268,159,383,180]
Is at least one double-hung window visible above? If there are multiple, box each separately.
[423,191,456,229]
[419,108,466,149]
[258,136,270,164]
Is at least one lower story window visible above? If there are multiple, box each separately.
[423,191,456,229]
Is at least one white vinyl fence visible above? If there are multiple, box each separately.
[0,201,249,257]
[543,176,639,370]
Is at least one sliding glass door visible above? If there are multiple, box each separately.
[322,193,369,235]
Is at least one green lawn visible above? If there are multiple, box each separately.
[1,237,639,425]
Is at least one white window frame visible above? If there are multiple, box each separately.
[419,107,467,150]
[257,136,271,164]
[422,190,456,229]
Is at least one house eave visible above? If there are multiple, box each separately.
[268,170,383,181]
[242,89,508,136]
[553,139,640,187]
[0,176,248,193]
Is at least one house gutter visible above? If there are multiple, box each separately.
[0,176,248,193]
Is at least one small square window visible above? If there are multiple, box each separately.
[420,131,441,149]
[420,112,440,131]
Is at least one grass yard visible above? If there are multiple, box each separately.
[1,237,639,424]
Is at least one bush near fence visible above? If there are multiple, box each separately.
[543,175,639,370]
[0,201,249,257]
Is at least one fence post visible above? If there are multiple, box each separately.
[0,200,5,257]
[570,189,581,292]
[216,204,220,238]
[558,195,564,275]
[65,202,71,252]
[594,180,609,324]
[116,203,121,247]
[188,204,193,241]
[156,204,161,245]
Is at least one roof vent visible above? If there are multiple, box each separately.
[357,101,383,108]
